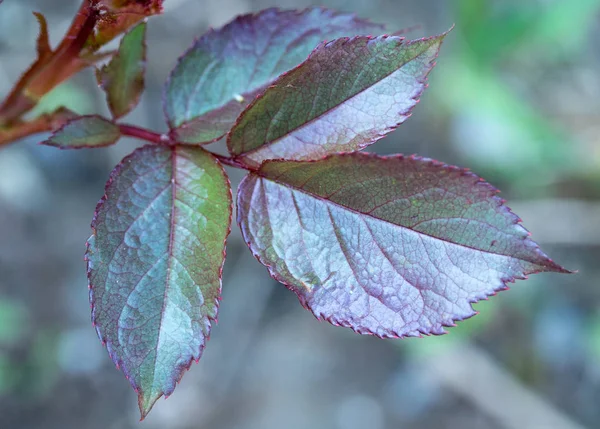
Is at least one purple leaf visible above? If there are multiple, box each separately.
[97,22,147,119]
[163,8,383,144]
[229,34,446,167]
[41,115,120,149]
[237,153,569,338]
[87,145,232,419]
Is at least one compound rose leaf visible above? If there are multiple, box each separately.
[41,115,120,148]
[164,7,383,144]
[97,22,147,119]
[87,144,232,419]
[237,153,569,338]
[228,34,446,167]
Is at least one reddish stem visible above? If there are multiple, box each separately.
[118,123,251,170]
[119,123,167,144]
[0,0,99,125]
[26,1,100,100]
[0,109,74,148]
[0,119,52,147]
[55,0,99,55]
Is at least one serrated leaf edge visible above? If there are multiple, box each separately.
[40,114,120,149]
[85,144,233,419]
[96,21,147,119]
[227,31,449,164]
[162,6,385,140]
[236,152,571,339]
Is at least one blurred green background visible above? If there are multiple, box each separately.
[0,0,599,428]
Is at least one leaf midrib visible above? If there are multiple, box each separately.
[258,174,542,266]
[149,145,179,398]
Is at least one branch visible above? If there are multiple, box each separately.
[0,111,251,171]
[422,342,585,429]
[0,1,100,126]
[0,108,75,148]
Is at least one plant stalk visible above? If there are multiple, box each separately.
[0,0,100,126]
[118,123,250,170]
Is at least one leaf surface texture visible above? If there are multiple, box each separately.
[42,115,121,148]
[237,154,567,337]
[87,145,231,418]
[97,22,147,118]
[164,8,382,143]
[229,34,445,167]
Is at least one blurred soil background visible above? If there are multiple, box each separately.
[1,0,599,428]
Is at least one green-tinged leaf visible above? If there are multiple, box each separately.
[41,115,120,148]
[87,145,232,418]
[97,22,147,118]
[164,8,383,144]
[229,34,446,167]
[237,153,569,338]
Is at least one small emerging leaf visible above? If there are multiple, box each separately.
[86,0,163,51]
[164,8,383,144]
[33,12,52,60]
[41,115,120,148]
[87,145,232,419]
[237,153,569,338]
[229,34,446,167]
[97,22,147,118]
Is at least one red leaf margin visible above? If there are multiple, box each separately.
[85,144,233,419]
[227,30,451,164]
[236,152,571,339]
[40,114,120,149]
[162,6,385,143]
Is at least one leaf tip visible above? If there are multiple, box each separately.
[138,399,153,421]
[426,24,454,49]
[136,383,162,420]
[545,261,574,275]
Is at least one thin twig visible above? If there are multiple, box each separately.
[0,119,53,147]
[0,109,75,147]
[420,342,586,429]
